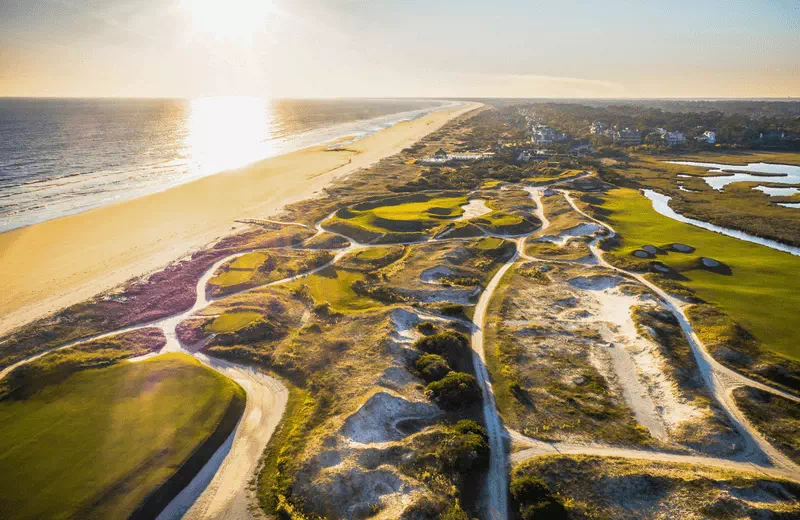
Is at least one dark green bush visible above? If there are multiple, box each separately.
[426,372,481,408]
[510,475,568,520]
[415,354,451,382]
[414,331,471,371]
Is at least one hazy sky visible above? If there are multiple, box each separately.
[1,0,798,98]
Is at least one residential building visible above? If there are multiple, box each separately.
[613,128,642,146]
[419,149,494,164]
[696,130,716,144]
[531,125,568,145]
[590,122,607,135]
[663,131,686,146]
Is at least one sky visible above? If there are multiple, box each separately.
[1,0,798,99]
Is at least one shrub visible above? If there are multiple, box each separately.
[414,331,471,371]
[415,354,451,382]
[426,372,481,408]
[416,321,438,335]
[510,475,568,520]
[440,304,467,319]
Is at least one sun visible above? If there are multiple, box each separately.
[180,0,271,44]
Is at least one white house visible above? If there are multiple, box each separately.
[702,130,716,144]
[663,131,686,146]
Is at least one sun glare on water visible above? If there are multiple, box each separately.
[180,0,271,43]
[184,96,275,177]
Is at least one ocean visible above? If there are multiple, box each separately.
[0,97,456,232]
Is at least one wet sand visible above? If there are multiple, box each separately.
[0,102,481,336]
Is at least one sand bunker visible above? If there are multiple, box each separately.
[568,275,625,291]
[420,265,456,283]
[312,467,417,520]
[341,392,439,444]
[701,257,720,267]
[633,250,654,259]
[670,243,694,253]
[642,245,660,255]
[455,199,492,221]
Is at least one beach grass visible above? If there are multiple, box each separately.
[593,187,800,360]
[0,353,245,520]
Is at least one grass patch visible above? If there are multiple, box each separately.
[287,266,381,313]
[323,192,469,239]
[513,455,800,519]
[0,353,245,520]
[206,311,263,333]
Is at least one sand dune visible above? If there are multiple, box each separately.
[0,102,481,336]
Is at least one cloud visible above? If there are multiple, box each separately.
[453,72,627,98]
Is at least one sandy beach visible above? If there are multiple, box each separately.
[0,102,481,336]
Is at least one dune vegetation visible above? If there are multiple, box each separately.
[0,353,245,520]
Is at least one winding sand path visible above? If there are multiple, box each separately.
[508,429,800,483]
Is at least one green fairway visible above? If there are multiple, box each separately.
[331,193,469,234]
[210,269,255,287]
[230,251,269,269]
[0,353,245,520]
[288,266,380,312]
[207,311,263,333]
[370,195,468,221]
[595,188,800,360]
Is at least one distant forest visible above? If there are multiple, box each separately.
[525,101,800,149]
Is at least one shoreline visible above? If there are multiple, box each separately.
[0,101,482,336]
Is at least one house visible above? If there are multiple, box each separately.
[419,149,495,164]
[517,149,551,162]
[590,122,607,135]
[613,128,641,146]
[531,125,568,145]
[696,130,716,144]
[663,131,686,146]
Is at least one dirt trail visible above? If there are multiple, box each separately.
[471,244,518,520]
[508,429,800,483]
[561,190,800,474]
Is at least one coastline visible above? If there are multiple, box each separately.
[0,101,482,336]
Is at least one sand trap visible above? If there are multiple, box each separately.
[313,467,417,520]
[642,245,659,255]
[568,275,625,291]
[701,257,720,267]
[671,243,694,253]
[653,263,671,273]
[455,199,492,221]
[341,392,439,444]
[633,250,653,258]
[420,265,456,283]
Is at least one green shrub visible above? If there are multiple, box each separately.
[437,420,490,474]
[416,321,438,335]
[510,475,568,520]
[426,372,481,408]
[415,354,451,382]
[414,331,471,371]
